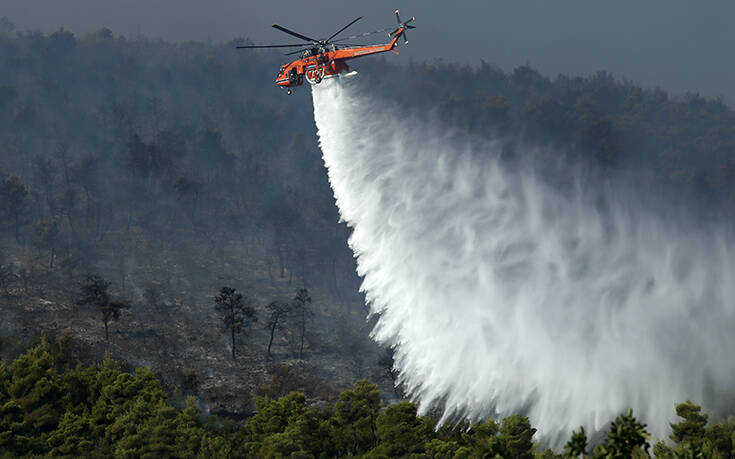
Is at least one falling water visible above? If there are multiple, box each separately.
[311,77,735,442]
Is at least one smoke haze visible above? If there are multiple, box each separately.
[312,77,735,442]
[3,1,735,102]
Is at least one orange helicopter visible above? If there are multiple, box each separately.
[238,10,415,94]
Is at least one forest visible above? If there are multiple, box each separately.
[2,17,735,457]
[1,338,734,458]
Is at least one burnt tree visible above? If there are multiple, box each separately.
[265,301,291,356]
[76,274,130,342]
[0,175,28,243]
[293,288,312,359]
[214,287,257,359]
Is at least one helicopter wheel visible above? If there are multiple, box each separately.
[287,89,292,95]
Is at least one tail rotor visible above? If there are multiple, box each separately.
[390,9,416,44]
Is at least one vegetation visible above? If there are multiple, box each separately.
[265,300,291,356]
[293,288,312,360]
[1,339,734,458]
[214,287,258,359]
[76,274,130,342]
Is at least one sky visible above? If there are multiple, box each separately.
[3,0,735,102]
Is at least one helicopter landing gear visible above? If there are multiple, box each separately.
[287,89,292,95]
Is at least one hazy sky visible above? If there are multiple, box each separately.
[4,0,735,102]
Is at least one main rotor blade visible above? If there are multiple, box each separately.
[237,43,310,48]
[332,27,392,43]
[326,16,362,42]
[285,48,310,56]
[272,24,319,43]
[395,10,402,25]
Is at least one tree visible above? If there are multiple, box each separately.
[214,287,257,359]
[334,380,381,455]
[3,338,63,454]
[670,400,708,446]
[292,288,311,359]
[76,274,130,342]
[378,347,401,395]
[244,392,308,454]
[564,426,587,457]
[34,218,59,269]
[596,409,650,457]
[498,414,536,459]
[265,301,291,356]
[373,401,431,457]
[0,175,28,242]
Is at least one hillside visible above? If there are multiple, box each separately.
[2,22,735,424]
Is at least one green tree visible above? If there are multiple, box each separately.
[0,362,9,405]
[46,411,94,456]
[113,401,179,458]
[244,391,309,455]
[498,414,536,459]
[652,440,674,458]
[459,418,507,457]
[373,401,432,457]
[670,401,708,446]
[565,426,587,457]
[704,416,735,458]
[3,338,63,454]
[214,286,258,359]
[76,274,131,342]
[334,379,381,456]
[596,409,650,458]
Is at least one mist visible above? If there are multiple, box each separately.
[5,1,735,103]
[312,77,735,443]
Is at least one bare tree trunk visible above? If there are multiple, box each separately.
[231,328,236,359]
[104,320,109,342]
[299,307,305,359]
[278,247,286,278]
[13,213,20,243]
[268,319,278,355]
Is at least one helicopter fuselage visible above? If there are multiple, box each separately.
[275,36,402,89]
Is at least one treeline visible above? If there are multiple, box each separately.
[1,339,733,458]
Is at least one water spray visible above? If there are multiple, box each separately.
[312,78,735,443]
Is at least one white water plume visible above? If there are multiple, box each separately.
[311,78,735,442]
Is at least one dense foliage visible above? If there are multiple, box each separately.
[1,339,734,458]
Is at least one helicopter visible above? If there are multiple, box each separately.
[237,10,415,94]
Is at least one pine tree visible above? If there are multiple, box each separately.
[265,301,291,355]
[292,288,311,359]
[76,274,130,342]
[670,400,708,446]
[5,338,63,453]
[214,287,257,359]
